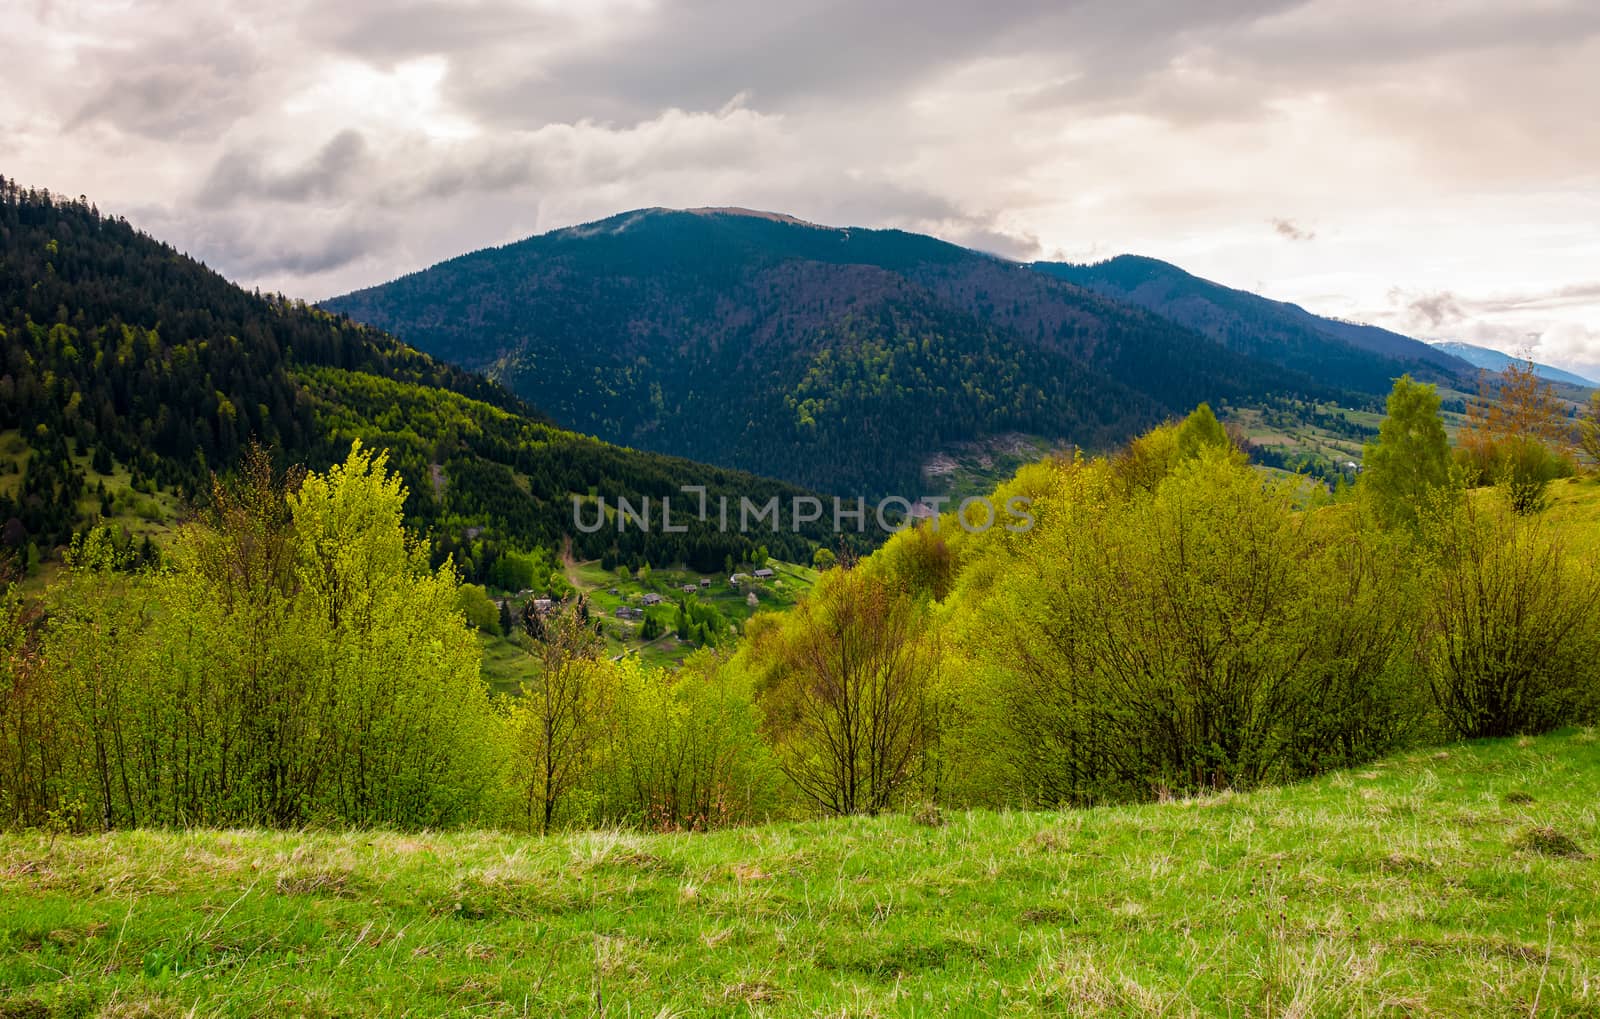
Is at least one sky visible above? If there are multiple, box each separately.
[5,0,1599,378]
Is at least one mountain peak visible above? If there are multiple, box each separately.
[682,206,823,227]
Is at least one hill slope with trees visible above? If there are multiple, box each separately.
[0,181,828,576]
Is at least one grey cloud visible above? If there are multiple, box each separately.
[197,131,370,209]
[1270,217,1314,242]
[312,0,569,66]
[445,0,1074,128]
[175,210,396,280]
[1396,283,1600,327]
[1237,2,1600,76]
[1009,0,1300,115]
[945,225,1041,261]
[1469,283,1600,316]
[66,27,264,140]
[409,144,539,201]
[1394,289,1467,329]
[10,0,1600,345]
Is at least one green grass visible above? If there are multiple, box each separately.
[475,632,538,698]
[1534,475,1600,556]
[4,730,1598,1016]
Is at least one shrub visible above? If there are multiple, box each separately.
[592,652,780,831]
[755,568,937,816]
[5,443,507,830]
[1360,375,1456,531]
[1419,502,1600,738]
[986,451,1421,804]
[1491,437,1571,515]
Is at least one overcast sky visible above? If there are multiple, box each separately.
[6,0,1599,375]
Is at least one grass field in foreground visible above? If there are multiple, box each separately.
[2,731,1598,1017]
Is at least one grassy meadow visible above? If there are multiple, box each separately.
[3,729,1598,1017]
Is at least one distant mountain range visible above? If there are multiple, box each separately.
[326,208,1476,495]
[1031,256,1472,393]
[1427,340,1597,389]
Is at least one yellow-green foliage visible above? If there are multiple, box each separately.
[1360,374,1455,530]
[454,583,502,634]
[1,443,505,830]
[1418,498,1600,737]
[952,451,1424,805]
[590,652,782,830]
[734,395,1598,816]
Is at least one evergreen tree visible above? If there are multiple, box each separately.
[1360,375,1455,530]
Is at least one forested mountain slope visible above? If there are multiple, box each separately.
[326,208,1338,495]
[1031,255,1475,395]
[0,181,825,575]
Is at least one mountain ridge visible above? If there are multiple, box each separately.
[324,207,1345,495]
[1030,254,1476,395]
[1428,339,1597,389]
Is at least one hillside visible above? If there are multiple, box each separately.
[324,208,1339,496]
[1431,339,1598,389]
[3,731,1596,1016]
[0,182,832,578]
[1032,255,1475,395]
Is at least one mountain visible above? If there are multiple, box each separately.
[0,180,828,577]
[1030,255,1475,395]
[324,208,1340,496]
[1428,340,1597,389]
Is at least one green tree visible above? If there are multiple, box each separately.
[1175,402,1231,460]
[984,450,1420,805]
[455,583,501,635]
[758,568,935,815]
[12,441,505,830]
[812,547,837,571]
[1360,375,1455,530]
[592,654,779,830]
[509,598,610,833]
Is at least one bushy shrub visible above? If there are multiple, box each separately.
[1490,437,1572,515]
[983,451,1422,804]
[455,583,502,635]
[2,443,506,830]
[751,568,938,816]
[591,652,780,831]
[1419,501,1600,738]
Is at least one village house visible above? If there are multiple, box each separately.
[753,567,775,579]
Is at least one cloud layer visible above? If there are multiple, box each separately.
[4,0,1597,372]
